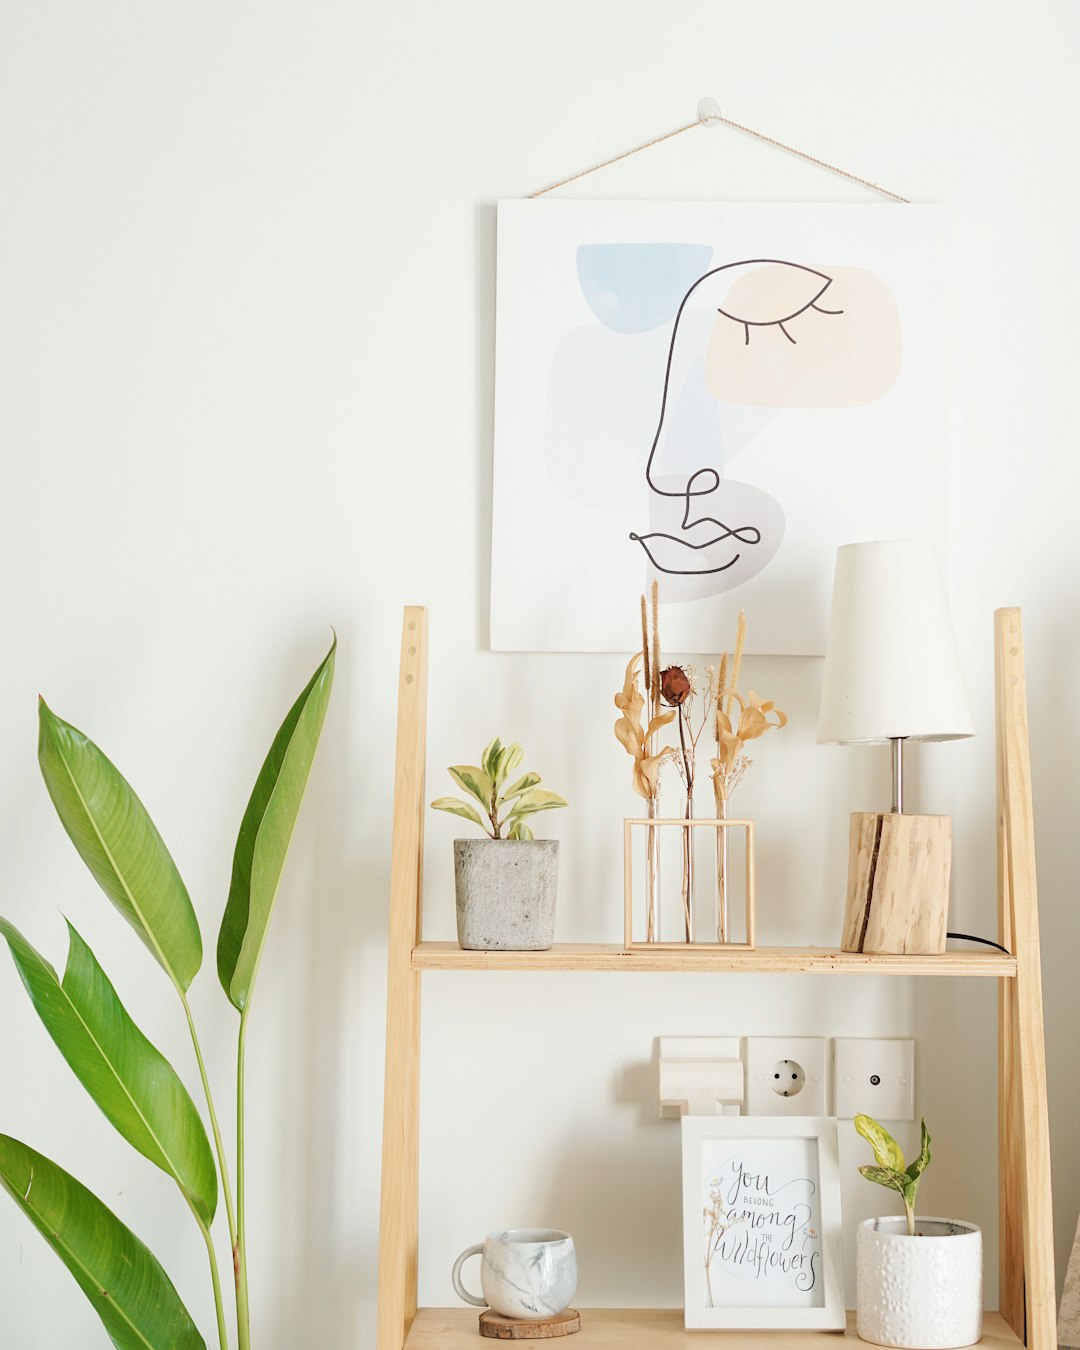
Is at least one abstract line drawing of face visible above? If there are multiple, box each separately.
[629,259,901,594]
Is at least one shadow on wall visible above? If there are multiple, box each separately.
[474,203,497,653]
[265,633,390,1345]
[1029,584,1080,1298]
[539,1120,685,1307]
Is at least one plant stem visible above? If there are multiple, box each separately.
[191,1203,230,1350]
[180,993,241,1350]
[181,993,239,1260]
[235,1010,252,1350]
[646,795,660,942]
[905,1197,916,1237]
[677,706,694,942]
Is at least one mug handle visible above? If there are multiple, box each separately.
[451,1244,487,1307]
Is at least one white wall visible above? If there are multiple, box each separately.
[1,3,1078,1346]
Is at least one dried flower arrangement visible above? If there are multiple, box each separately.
[614,594,787,944]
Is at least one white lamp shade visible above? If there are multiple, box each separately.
[817,540,975,745]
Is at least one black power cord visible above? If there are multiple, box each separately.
[946,931,1011,955]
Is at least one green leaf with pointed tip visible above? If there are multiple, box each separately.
[506,789,569,820]
[906,1118,931,1182]
[495,744,523,786]
[0,1135,205,1350]
[859,1164,909,1194]
[447,766,493,809]
[217,636,336,1012]
[430,797,487,831]
[481,738,502,778]
[854,1113,906,1172]
[0,918,216,1223]
[499,772,540,803]
[507,820,534,841]
[37,702,202,992]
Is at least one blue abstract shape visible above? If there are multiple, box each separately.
[576,243,713,334]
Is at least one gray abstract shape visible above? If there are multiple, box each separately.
[631,476,785,602]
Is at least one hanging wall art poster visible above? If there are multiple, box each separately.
[681,1116,845,1330]
[490,200,947,653]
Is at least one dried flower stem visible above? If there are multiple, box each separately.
[650,580,660,717]
[644,587,660,939]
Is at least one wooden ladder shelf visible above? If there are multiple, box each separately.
[376,606,1055,1349]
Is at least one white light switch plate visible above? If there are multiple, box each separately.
[745,1037,828,1116]
[833,1038,915,1120]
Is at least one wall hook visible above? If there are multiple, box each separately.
[698,96,722,127]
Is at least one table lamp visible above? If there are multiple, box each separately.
[817,540,975,955]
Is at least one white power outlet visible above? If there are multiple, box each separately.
[833,1038,915,1120]
[745,1037,828,1116]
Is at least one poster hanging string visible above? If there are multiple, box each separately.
[528,102,911,204]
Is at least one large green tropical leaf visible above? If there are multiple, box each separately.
[0,1135,205,1350]
[37,702,202,991]
[217,636,335,1011]
[0,918,216,1223]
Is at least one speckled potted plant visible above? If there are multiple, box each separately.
[855,1114,982,1350]
[431,738,567,951]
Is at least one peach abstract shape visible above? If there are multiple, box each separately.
[705,265,902,407]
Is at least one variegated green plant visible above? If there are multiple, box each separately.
[431,737,567,841]
[855,1113,932,1237]
[0,635,335,1350]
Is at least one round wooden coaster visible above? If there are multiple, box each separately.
[478,1309,581,1339]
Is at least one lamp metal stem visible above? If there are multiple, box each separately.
[891,737,906,814]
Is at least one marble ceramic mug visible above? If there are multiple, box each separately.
[451,1229,577,1321]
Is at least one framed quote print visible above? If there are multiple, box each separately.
[681,1116,845,1330]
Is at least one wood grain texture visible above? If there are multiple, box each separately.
[840,811,951,955]
[377,607,429,1350]
[405,1309,1021,1348]
[996,611,1024,1339]
[479,1309,581,1339]
[412,941,1014,977]
[995,608,1056,1350]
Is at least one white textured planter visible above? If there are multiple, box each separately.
[857,1218,982,1349]
[454,839,559,950]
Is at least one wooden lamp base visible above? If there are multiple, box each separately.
[479,1309,581,1339]
[841,811,952,955]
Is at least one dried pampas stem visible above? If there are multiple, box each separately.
[641,594,651,703]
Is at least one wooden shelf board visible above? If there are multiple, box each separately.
[412,942,1016,977]
[405,1309,1020,1347]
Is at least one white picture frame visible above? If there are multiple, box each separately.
[681,1115,845,1330]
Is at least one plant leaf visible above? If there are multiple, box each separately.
[37,701,202,992]
[481,737,502,778]
[0,918,216,1223]
[0,1135,205,1350]
[430,797,487,831]
[507,821,534,841]
[854,1113,906,1172]
[447,766,493,809]
[506,789,568,820]
[495,744,523,787]
[859,1164,909,1194]
[906,1118,932,1182]
[217,636,335,1013]
[499,772,541,803]
[646,710,676,738]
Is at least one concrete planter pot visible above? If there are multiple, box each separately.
[856,1217,982,1349]
[453,838,559,951]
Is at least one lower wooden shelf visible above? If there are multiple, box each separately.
[404,1309,1020,1346]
